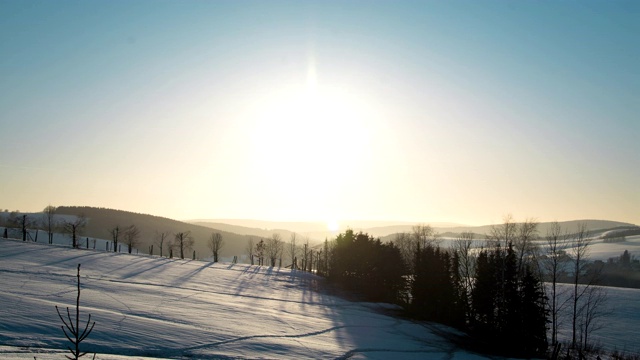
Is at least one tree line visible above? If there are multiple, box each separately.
[244,232,323,272]
[1,207,228,262]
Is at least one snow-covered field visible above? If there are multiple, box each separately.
[437,235,640,262]
[551,284,640,355]
[0,238,491,360]
[587,235,640,261]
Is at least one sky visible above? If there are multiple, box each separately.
[1,0,638,227]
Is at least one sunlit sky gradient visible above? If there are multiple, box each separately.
[1,1,638,226]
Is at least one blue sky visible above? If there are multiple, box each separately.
[1,0,638,226]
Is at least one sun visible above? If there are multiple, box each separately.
[245,83,374,208]
[238,52,385,221]
[327,220,340,232]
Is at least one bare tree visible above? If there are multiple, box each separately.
[287,233,298,269]
[579,285,609,351]
[301,237,310,271]
[570,222,591,349]
[488,214,518,249]
[55,264,95,360]
[412,224,435,249]
[167,239,174,258]
[453,231,476,320]
[42,205,57,244]
[323,237,329,275]
[266,233,283,267]
[19,214,31,241]
[123,224,141,254]
[6,210,19,229]
[398,224,439,274]
[63,216,87,249]
[307,249,314,272]
[430,229,442,245]
[391,225,439,274]
[255,239,266,265]
[544,221,570,346]
[108,226,121,253]
[208,232,224,262]
[154,230,170,257]
[246,237,255,265]
[393,232,414,272]
[8,213,36,242]
[514,218,539,276]
[174,231,194,259]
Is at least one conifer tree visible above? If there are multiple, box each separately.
[471,243,548,357]
[519,265,549,356]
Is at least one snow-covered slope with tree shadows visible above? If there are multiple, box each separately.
[0,239,491,359]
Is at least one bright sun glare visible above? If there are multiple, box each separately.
[235,50,389,221]
[251,87,370,169]
[246,72,377,220]
[327,220,340,232]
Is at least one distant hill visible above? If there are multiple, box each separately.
[434,220,636,237]
[190,219,331,233]
[190,219,467,240]
[55,206,256,260]
[378,219,638,242]
[348,223,465,238]
[191,221,307,243]
[195,218,635,241]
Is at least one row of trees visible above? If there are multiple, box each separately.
[3,208,322,268]
[2,206,63,243]
[2,206,89,248]
[2,207,230,262]
[107,227,227,261]
[107,224,142,253]
[245,233,320,271]
[246,234,284,267]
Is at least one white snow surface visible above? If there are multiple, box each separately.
[587,235,640,261]
[0,239,490,360]
[553,284,640,355]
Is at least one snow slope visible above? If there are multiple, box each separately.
[551,284,640,355]
[587,235,640,261]
[0,239,487,360]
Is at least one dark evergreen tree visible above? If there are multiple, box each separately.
[621,249,631,267]
[519,264,549,357]
[500,243,522,350]
[450,250,466,328]
[328,229,406,304]
[471,243,548,357]
[471,249,496,332]
[411,244,463,327]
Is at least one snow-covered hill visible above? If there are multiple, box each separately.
[0,239,490,360]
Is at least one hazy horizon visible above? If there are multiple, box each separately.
[2,206,638,231]
[1,1,638,226]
